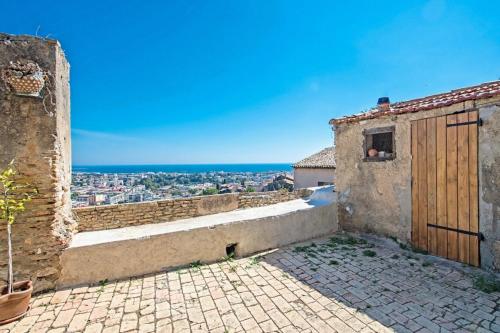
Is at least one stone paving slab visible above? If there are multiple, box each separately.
[1,233,499,333]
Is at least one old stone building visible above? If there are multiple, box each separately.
[293,147,336,189]
[0,33,75,292]
[331,81,500,271]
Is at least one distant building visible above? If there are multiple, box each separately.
[89,194,106,206]
[75,195,90,207]
[128,193,144,202]
[293,147,336,189]
[264,174,294,192]
[106,193,126,205]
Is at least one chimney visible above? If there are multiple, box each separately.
[377,97,390,112]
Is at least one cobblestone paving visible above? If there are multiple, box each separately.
[2,234,499,333]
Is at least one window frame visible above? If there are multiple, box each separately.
[362,125,396,162]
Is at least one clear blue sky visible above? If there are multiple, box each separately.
[2,1,499,165]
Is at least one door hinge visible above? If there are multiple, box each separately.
[447,118,482,127]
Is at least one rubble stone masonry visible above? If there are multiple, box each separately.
[74,189,311,232]
[0,34,75,292]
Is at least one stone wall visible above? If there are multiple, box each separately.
[237,189,311,208]
[0,34,74,292]
[60,187,337,288]
[74,189,311,232]
[334,95,500,271]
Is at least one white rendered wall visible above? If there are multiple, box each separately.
[294,168,335,189]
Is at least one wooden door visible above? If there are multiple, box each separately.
[411,110,480,266]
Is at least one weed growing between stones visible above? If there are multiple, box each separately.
[249,256,262,266]
[222,252,235,262]
[329,235,367,246]
[97,279,108,294]
[190,260,203,271]
[362,250,377,257]
[473,276,500,293]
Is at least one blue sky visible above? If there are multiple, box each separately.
[2,1,499,165]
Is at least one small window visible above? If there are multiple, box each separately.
[363,126,395,161]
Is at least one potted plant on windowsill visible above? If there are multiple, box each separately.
[0,161,37,325]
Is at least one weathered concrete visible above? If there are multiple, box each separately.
[58,187,337,287]
[294,167,335,189]
[334,96,500,271]
[0,33,74,292]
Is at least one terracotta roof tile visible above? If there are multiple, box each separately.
[293,147,335,169]
[330,80,500,125]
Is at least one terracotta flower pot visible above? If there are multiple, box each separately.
[368,148,378,157]
[0,280,33,325]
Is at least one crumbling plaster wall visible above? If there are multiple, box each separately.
[334,96,500,270]
[0,34,74,292]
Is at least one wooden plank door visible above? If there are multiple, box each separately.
[411,110,480,266]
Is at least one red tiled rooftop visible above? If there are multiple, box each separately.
[330,80,500,125]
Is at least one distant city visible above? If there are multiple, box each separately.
[71,164,293,207]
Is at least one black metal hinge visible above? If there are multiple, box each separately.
[427,223,485,241]
[447,118,483,127]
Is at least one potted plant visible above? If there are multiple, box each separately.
[0,161,37,325]
[368,148,378,157]
[2,60,46,97]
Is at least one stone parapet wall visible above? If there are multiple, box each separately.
[60,187,336,288]
[74,189,312,232]
[237,188,311,208]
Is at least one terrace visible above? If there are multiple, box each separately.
[2,234,499,333]
[1,34,500,333]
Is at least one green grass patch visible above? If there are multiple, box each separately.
[362,250,377,257]
[473,276,500,294]
[411,246,429,255]
[329,235,367,246]
[249,256,262,266]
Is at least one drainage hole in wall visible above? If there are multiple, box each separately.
[226,243,238,257]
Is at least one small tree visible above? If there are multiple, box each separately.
[0,161,37,294]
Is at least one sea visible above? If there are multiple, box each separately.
[73,164,293,174]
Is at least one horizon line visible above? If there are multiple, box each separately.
[73,162,293,166]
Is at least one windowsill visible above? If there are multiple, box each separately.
[363,156,396,162]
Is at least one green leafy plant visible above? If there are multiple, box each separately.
[97,279,108,294]
[190,260,203,271]
[0,161,37,294]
